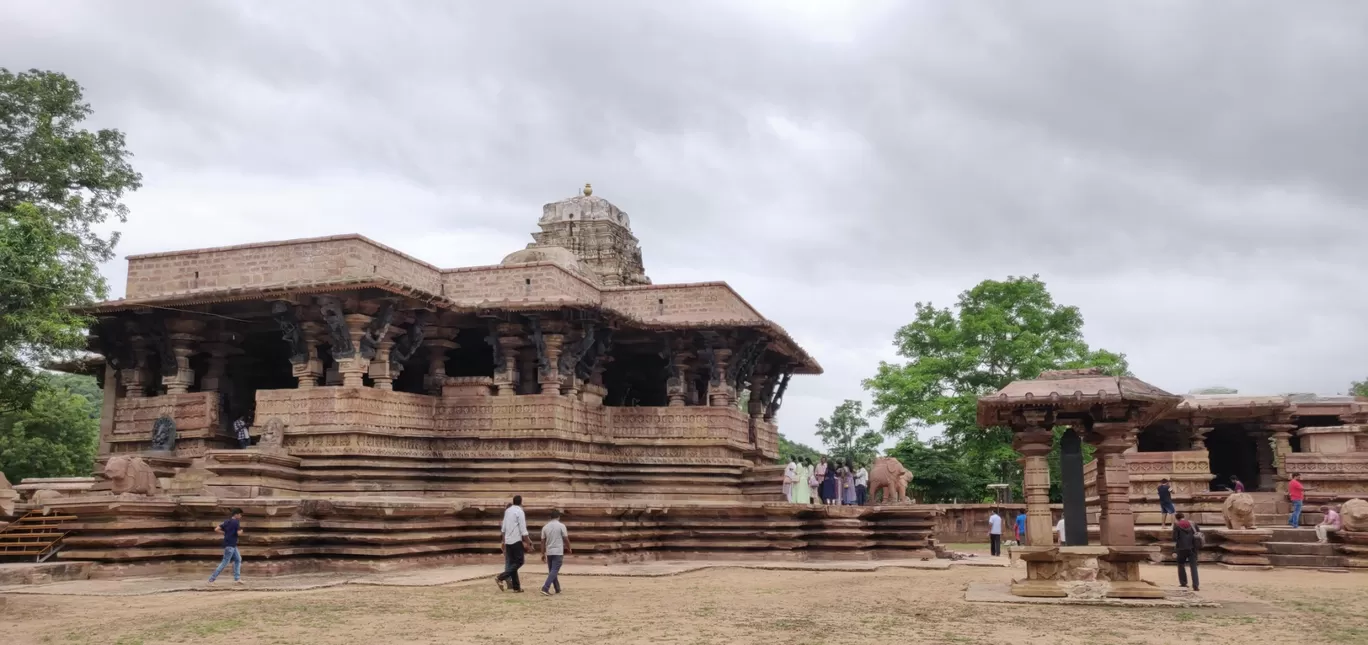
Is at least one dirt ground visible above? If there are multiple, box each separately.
[3,562,1366,645]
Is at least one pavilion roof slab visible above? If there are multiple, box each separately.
[976,368,1181,429]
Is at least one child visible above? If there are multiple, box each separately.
[208,507,245,584]
[540,510,572,596]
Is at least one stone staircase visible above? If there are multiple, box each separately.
[1264,527,1343,569]
[0,511,77,562]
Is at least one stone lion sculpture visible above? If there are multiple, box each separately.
[103,455,161,495]
[1341,498,1368,532]
[869,457,914,504]
[1223,492,1257,529]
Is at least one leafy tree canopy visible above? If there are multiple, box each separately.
[1190,386,1238,395]
[814,399,882,466]
[0,371,100,482]
[0,68,140,412]
[777,433,822,465]
[1351,379,1367,398]
[862,275,1128,500]
[885,436,986,503]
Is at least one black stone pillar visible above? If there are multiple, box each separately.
[1060,428,1089,546]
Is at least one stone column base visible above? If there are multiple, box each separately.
[1209,528,1274,566]
[1011,545,1164,599]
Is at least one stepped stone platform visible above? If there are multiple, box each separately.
[24,496,938,577]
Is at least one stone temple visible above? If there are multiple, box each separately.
[8,186,936,575]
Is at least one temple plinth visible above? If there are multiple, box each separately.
[979,368,1182,599]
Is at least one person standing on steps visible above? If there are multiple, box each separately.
[1171,512,1201,592]
[854,462,869,506]
[539,509,571,596]
[1158,478,1175,528]
[987,509,1003,557]
[495,495,532,593]
[207,507,245,585]
[1288,473,1306,527]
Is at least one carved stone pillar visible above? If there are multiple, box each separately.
[1252,429,1277,491]
[335,314,372,388]
[668,349,692,407]
[424,337,458,395]
[368,331,400,391]
[1190,426,1213,451]
[291,322,324,389]
[122,332,149,399]
[1015,429,1054,547]
[495,323,524,397]
[199,331,243,393]
[1267,423,1295,492]
[163,319,206,395]
[538,322,566,393]
[708,348,734,407]
[1091,422,1138,547]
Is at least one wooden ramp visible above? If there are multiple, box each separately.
[0,511,76,562]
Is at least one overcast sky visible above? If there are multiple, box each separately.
[4,1,1366,450]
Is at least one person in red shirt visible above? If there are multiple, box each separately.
[1288,473,1306,528]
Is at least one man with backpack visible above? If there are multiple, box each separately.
[1171,511,1202,591]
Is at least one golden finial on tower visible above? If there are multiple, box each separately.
[583,183,593,197]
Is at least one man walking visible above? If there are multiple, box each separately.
[1157,478,1175,528]
[1288,473,1305,527]
[207,507,244,585]
[539,509,572,596]
[987,509,1003,557]
[1171,512,1200,592]
[1014,510,1027,545]
[495,495,532,592]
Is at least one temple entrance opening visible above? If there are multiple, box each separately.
[1204,425,1264,491]
[604,343,668,406]
[1137,420,1187,452]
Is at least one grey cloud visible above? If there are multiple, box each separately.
[3,0,1365,448]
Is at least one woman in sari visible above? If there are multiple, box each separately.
[783,459,797,502]
[794,459,811,504]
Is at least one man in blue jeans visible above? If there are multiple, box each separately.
[208,507,245,584]
[539,509,572,596]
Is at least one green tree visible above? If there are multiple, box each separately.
[0,371,100,481]
[0,68,140,412]
[814,399,882,465]
[885,435,986,503]
[862,275,1128,502]
[777,433,822,464]
[1351,379,1367,398]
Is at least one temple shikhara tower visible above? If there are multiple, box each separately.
[11,187,938,574]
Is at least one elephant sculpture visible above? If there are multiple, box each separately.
[869,457,914,505]
[1223,492,1257,529]
[1342,498,1368,532]
[103,455,161,495]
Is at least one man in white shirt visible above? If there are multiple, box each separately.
[539,509,572,596]
[854,464,869,506]
[1055,518,1066,545]
[495,495,532,592]
[987,509,1003,556]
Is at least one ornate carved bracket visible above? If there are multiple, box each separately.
[95,316,133,370]
[141,314,178,377]
[576,329,613,381]
[726,336,766,390]
[558,322,597,377]
[527,315,548,375]
[359,300,396,361]
[483,318,504,377]
[270,301,308,364]
[316,295,353,359]
[764,365,794,419]
[388,310,430,372]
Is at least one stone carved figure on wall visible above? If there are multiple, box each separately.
[1341,498,1368,532]
[102,455,161,495]
[270,301,309,363]
[151,414,177,451]
[258,417,286,451]
[1223,492,1257,529]
[317,295,354,358]
[558,323,596,377]
[359,300,395,360]
[869,457,914,504]
[484,319,506,377]
[142,314,178,377]
[389,310,430,372]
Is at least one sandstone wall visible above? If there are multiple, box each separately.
[109,392,222,453]
[603,283,762,323]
